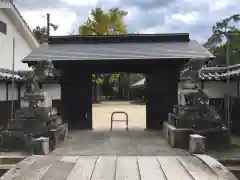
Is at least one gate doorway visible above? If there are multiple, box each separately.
[92,72,146,130]
[92,101,146,130]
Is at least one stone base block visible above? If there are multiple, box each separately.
[59,123,68,141]
[194,127,231,150]
[166,123,192,149]
[189,134,206,154]
[164,122,231,151]
[49,123,68,151]
[163,122,169,139]
[15,107,58,121]
[168,113,176,126]
[21,92,52,108]
[7,119,46,131]
[0,131,32,149]
[32,137,49,155]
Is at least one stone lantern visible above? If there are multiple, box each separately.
[42,59,54,77]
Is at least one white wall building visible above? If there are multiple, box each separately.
[0,1,61,101]
[0,2,62,124]
[0,1,39,71]
[178,81,239,99]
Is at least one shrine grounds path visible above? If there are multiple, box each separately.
[51,101,240,158]
[52,101,188,156]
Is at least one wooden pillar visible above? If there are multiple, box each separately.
[146,65,180,130]
[237,79,239,96]
[60,63,92,130]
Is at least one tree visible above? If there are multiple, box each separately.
[205,29,240,66]
[32,26,48,44]
[79,7,128,83]
[204,14,240,65]
[79,7,128,101]
[79,8,127,35]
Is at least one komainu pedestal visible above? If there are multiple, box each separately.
[166,89,231,151]
[0,60,68,153]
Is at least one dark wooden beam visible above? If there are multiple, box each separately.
[48,33,190,44]
[237,79,239,96]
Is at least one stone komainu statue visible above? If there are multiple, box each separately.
[180,89,223,129]
[177,59,223,129]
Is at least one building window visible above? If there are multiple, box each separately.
[0,21,7,35]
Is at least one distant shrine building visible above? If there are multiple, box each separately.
[22,34,214,130]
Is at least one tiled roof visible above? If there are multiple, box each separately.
[22,35,214,62]
[198,64,240,81]
[0,69,22,81]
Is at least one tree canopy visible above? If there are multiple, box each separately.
[79,8,128,35]
[204,14,240,66]
[32,26,48,44]
[79,7,128,84]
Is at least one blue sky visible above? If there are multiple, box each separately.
[15,0,240,43]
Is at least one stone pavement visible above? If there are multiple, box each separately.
[52,101,188,156]
[51,130,188,156]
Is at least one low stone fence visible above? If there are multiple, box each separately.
[209,97,240,135]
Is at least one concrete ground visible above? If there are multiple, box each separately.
[52,101,188,156]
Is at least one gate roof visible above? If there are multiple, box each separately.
[22,33,214,63]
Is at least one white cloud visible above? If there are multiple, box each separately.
[17,0,240,43]
[213,0,229,10]
[171,12,199,24]
[20,8,77,35]
[61,0,119,6]
[61,0,98,6]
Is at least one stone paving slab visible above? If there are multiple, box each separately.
[52,130,188,156]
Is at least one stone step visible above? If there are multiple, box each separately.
[7,120,47,130]
[15,107,58,121]
[7,116,62,130]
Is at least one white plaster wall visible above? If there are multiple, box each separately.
[0,9,31,70]
[20,84,25,97]
[42,83,61,100]
[178,81,239,99]
[0,82,6,101]
[7,84,18,100]
[203,81,238,98]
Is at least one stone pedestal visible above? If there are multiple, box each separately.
[166,102,231,151]
[189,134,206,154]
[0,91,68,153]
[21,92,52,108]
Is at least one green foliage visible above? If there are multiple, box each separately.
[32,26,48,44]
[79,7,128,84]
[204,14,240,65]
[79,8,128,35]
